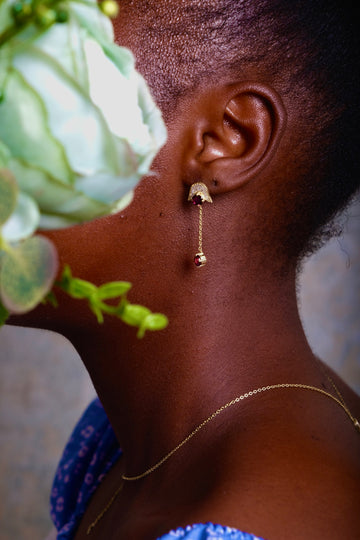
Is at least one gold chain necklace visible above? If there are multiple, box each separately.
[86,378,359,535]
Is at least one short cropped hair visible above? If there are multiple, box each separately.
[115,0,360,261]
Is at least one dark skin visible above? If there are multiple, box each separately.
[24,1,360,539]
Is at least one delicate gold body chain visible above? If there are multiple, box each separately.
[121,382,359,482]
[87,376,359,534]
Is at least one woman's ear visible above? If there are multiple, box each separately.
[183,82,286,194]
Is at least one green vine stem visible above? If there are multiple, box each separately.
[52,265,169,338]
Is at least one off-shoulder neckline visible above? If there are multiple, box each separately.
[156,521,264,539]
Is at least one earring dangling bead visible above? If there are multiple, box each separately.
[188,182,212,267]
[194,253,207,267]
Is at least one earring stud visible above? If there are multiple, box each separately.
[188,182,213,267]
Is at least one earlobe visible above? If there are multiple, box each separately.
[184,82,286,194]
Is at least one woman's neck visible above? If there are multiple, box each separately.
[67,269,320,479]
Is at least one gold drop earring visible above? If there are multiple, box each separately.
[188,182,213,267]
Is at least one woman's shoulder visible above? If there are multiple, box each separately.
[50,398,122,537]
[49,400,265,540]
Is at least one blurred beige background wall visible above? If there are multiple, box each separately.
[0,200,359,540]
[0,330,95,539]
[298,201,360,393]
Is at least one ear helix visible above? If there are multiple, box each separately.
[188,182,213,267]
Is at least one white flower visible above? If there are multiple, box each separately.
[0,0,167,228]
[0,0,167,315]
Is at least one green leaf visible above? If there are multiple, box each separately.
[142,313,169,332]
[2,191,40,242]
[56,265,97,298]
[30,10,89,89]
[74,172,138,205]
[69,0,116,48]
[89,300,104,324]
[42,289,58,307]
[97,281,132,299]
[137,313,169,339]
[0,168,18,225]
[0,67,73,184]
[67,278,98,299]
[0,235,58,313]
[0,1,13,35]
[8,157,113,224]
[0,139,11,168]
[0,299,9,326]
[120,303,151,327]
[13,45,120,176]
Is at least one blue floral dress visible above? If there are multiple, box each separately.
[50,398,265,540]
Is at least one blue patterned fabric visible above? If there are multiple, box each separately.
[50,398,265,540]
[159,524,263,539]
[50,398,122,538]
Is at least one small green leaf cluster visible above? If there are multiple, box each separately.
[10,0,68,32]
[1,0,119,47]
[55,266,169,338]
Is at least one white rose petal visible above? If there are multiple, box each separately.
[2,193,40,243]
